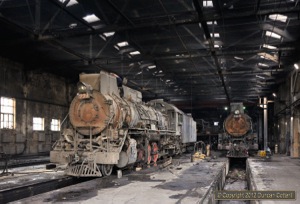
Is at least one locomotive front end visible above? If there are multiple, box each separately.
[50,73,129,177]
[218,103,258,158]
[50,71,198,177]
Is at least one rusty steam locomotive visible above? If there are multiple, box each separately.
[218,103,258,158]
[50,71,196,177]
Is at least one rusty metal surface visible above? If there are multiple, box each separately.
[69,92,111,135]
[224,113,251,137]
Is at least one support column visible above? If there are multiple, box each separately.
[292,110,300,157]
[258,109,263,149]
[263,97,268,150]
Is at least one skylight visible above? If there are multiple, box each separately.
[263,44,277,50]
[129,51,140,56]
[59,0,78,7]
[265,31,281,39]
[207,21,217,25]
[69,23,77,29]
[258,63,269,67]
[82,14,100,23]
[234,56,244,60]
[148,65,156,69]
[103,32,115,37]
[269,14,288,23]
[203,0,213,7]
[256,75,265,79]
[100,32,115,41]
[211,33,220,38]
[117,41,129,47]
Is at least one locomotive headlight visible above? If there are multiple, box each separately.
[77,82,93,99]
[78,82,87,93]
[77,82,93,93]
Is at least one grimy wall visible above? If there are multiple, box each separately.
[0,56,75,155]
[274,69,300,158]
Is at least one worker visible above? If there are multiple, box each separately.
[206,144,210,157]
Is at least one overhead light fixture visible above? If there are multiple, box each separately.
[129,51,140,56]
[59,0,78,7]
[265,31,281,39]
[272,93,277,97]
[294,63,299,69]
[82,14,101,23]
[269,14,288,23]
[214,44,220,48]
[203,0,213,7]
[224,107,228,110]
[263,44,277,50]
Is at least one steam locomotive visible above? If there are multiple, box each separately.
[218,103,258,158]
[50,71,196,177]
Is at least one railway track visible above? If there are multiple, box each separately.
[0,156,174,203]
[220,158,249,204]
[0,175,94,203]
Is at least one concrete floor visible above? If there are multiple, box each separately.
[248,155,300,204]
[0,164,65,191]
[11,155,228,204]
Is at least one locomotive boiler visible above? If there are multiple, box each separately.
[218,103,258,157]
[50,71,196,177]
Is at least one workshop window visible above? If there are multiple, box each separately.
[51,119,60,131]
[0,97,16,129]
[33,117,44,131]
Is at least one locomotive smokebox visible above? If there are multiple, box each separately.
[69,72,124,136]
[224,103,251,137]
[69,92,112,135]
[224,113,251,137]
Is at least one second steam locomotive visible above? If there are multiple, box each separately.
[218,103,258,157]
[50,71,196,177]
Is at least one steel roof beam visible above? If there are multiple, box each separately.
[38,5,300,39]
[193,0,230,103]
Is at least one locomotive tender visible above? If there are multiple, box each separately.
[50,71,196,177]
[218,103,258,158]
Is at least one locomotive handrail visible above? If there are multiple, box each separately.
[60,113,69,130]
